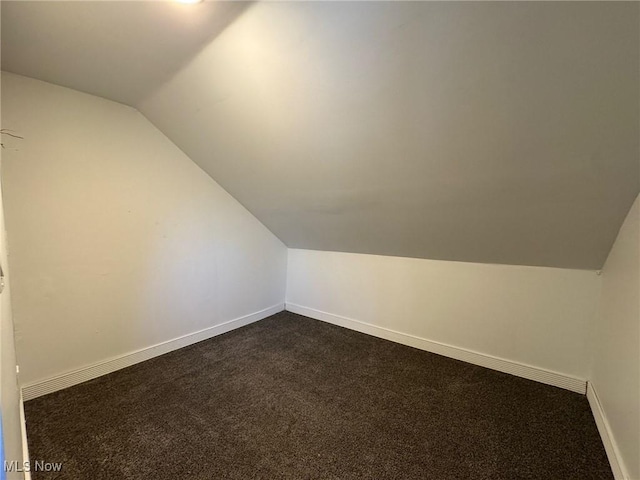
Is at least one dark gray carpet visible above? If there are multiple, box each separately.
[25,311,612,479]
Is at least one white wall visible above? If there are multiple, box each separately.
[287,249,601,382]
[0,115,25,477]
[589,195,639,480]
[0,72,287,388]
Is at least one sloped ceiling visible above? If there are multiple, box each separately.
[1,0,249,106]
[2,1,638,269]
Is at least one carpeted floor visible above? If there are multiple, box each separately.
[25,311,612,479]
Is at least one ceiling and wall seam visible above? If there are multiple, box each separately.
[2,1,638,270]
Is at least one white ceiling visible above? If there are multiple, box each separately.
[2,1,639,269]
[1,0,249,105]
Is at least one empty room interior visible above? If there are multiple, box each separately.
[0,1,638,479]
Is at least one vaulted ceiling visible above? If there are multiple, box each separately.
[1,0,249,106]
[2,1,639,269]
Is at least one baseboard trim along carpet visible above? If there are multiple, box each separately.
[19,391,32,480]
[21,303,285,401]
[285,303,587,394]
[586,382,627,480]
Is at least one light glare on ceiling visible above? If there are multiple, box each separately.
[176,0,203,4]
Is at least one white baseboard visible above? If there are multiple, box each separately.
[19,392,31,480]
[286,303,587,394]
[586,382,627,480]
[21,303,284,401]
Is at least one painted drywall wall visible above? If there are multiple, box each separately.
[0,131,24,478]
[589,195,639,480]
[287,249,601,381]
[0,72,287,387]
